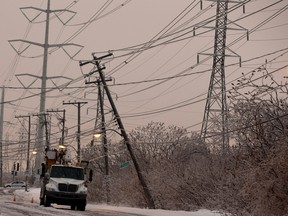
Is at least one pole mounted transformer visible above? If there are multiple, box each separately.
[201,0,229,152]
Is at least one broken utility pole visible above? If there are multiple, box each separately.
[79,53,155,209]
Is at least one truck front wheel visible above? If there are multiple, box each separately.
[77,200,86,211]
[78,204,85,211]
[40,198,44,206]
[43,195,51,207]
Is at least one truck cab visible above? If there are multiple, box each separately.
[40,149,92,211]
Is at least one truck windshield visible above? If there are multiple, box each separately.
[50,166,84,180]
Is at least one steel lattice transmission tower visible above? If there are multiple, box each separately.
[201,0,229,152]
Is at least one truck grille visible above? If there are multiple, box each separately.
[58,183,78,192]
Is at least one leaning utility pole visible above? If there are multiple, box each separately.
[80,53,155,209]
[9,0,81,175]
[63,101,87,163]
[0,87,5,187]
[201,0,230,152]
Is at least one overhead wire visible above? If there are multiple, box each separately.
[120,49,288,119]
[100,0,246,61]
[3,0,209,139]
[3,0,288,152]
[104,0,209,76]
[62,0,114,44]
[116,1,287,100]
[2,46,288,110]
[66,0,132,27]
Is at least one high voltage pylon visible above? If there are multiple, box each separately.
[200,0,246,152]
[9,0,82,175]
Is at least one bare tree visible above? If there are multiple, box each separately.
[227,68,288,215]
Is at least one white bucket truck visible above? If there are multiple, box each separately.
[39,149,93,211]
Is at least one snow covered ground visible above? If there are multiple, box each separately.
[7,188,223,216]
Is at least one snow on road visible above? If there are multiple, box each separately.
[1,187,223,216]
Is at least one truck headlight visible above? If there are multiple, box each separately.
[78,183,88,194]
[46,179,57,192]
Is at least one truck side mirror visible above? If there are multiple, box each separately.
[45,173,50,179]
[88,170,93,182]
[40,163,46,177]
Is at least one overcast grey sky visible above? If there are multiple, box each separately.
[1,0,288,155]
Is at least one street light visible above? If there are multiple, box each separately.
[93,128,122,138]
[58,144,77,152]
[58,144,66,149]
[93,133,101,139]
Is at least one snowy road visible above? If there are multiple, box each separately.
[0,202,143,216]
[0,190,142,216]
[0,200,143,216]
[0,187,222,216]
[0,203,143,216]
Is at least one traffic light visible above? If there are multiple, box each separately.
[13,162,16,170]
[11,170,17,176]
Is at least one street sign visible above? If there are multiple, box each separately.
[119,161,130,169]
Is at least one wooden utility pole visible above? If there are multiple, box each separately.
[80,53,155,209]
[86,77,112,204]
[46,109,66,145]
[63,101,87,162]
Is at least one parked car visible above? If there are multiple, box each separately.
[4,181,26,188]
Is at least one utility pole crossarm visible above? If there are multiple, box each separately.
[20,6,77,24]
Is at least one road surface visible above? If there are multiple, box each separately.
[0,188,143,216]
